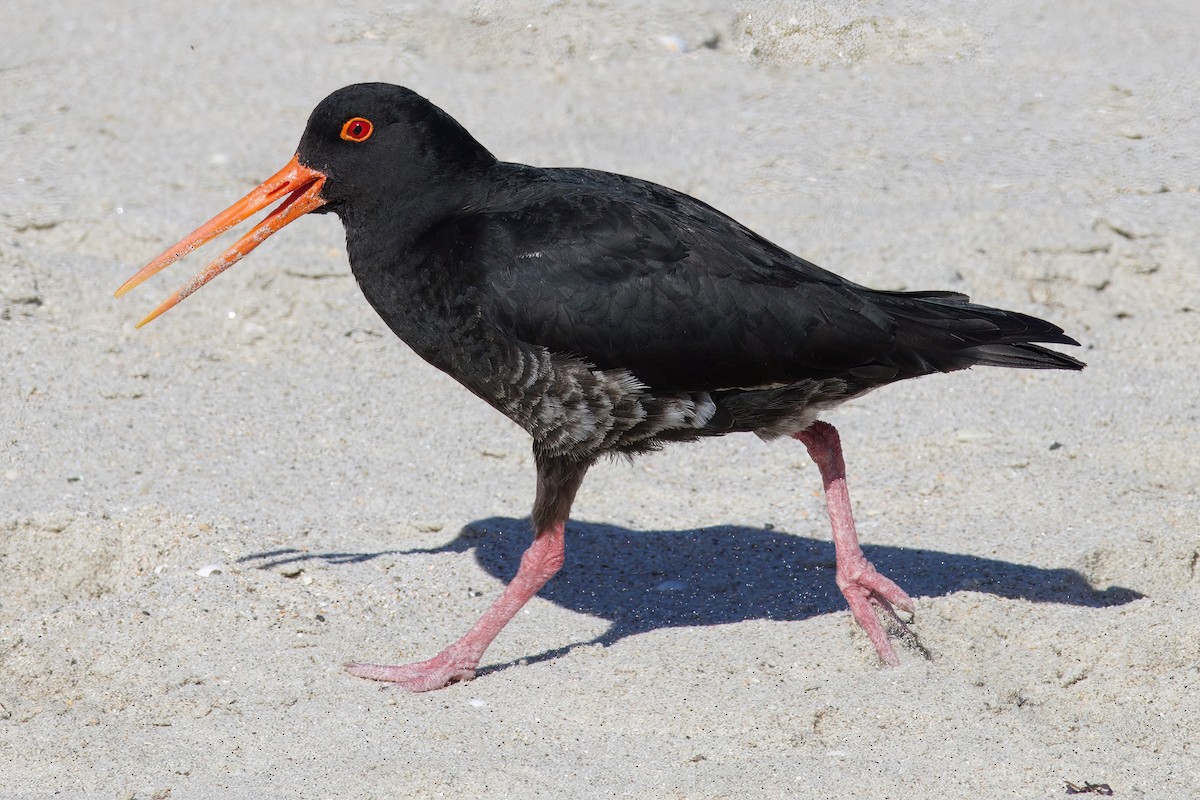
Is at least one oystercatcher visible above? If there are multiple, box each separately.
[118,83,1084,691]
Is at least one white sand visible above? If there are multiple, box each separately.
[2,1,1198,797]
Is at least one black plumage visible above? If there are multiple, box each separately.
[119,83,1084,691]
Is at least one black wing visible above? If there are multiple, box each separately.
[459,167,1080,392]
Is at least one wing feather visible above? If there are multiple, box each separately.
[449,166,1080,392]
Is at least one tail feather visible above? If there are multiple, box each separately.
[872,290,1086,373]
[963,342,1086,370]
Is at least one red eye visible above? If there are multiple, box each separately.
[340,117,373,142]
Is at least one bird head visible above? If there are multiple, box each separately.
[115,83,493,327]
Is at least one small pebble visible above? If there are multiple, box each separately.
[658,34,688,53]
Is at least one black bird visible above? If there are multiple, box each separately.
[117,83,1084,692]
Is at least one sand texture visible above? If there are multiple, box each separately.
[2,1,1198,797]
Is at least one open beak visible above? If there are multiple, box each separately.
[116,154,327,328]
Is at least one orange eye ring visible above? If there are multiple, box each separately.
[340,117,374,142]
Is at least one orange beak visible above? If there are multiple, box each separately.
[116,154,328,328]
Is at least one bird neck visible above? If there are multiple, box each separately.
[338,188,488,374]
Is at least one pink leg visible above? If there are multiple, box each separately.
[795,420,914,666]
[345,520,567,692]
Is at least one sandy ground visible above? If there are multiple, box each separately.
[2,1,1198,797]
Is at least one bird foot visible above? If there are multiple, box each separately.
[344,650,478,693]
[837,560,915,667]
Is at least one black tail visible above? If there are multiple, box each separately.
[874,290,1086,373]
[962,341,1085,370]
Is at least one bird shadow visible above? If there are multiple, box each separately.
[239,517,1143,674]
